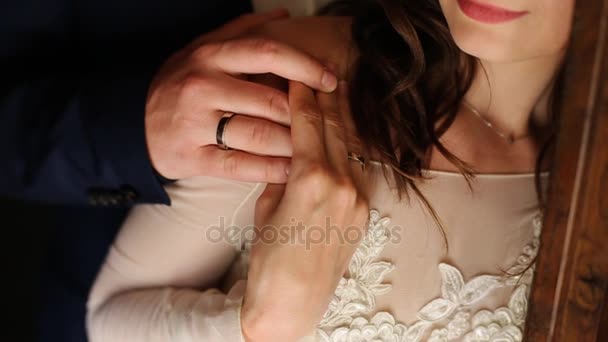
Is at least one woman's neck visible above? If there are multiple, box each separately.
[463,51,567,138]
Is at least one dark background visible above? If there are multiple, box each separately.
[1,1,252,340]
[1,200,52,341]
[0,200,128,342]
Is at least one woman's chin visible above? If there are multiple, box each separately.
[451,31,522,63]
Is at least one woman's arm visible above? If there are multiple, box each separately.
[86,16,356,342]
[86,176,265,341]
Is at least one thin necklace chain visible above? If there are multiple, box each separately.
[462,102,531,144]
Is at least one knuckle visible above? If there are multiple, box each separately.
[354,197,370,217]
[192,42,222,61]
[222,151,240,177]
[264,161,286,183]
[179,74,214,98]
[331,178,358,203]
[295,103,322,122]
[180,73,200,87]
[179,74,202,94]
[266,90,288,117]
[249,38,281,61]
[250,121,274,146]
[297,163,332,193]
[323,112,342,128]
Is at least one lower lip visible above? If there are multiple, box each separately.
[456,0,528,24]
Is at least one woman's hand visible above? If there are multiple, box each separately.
[240,81,369,342]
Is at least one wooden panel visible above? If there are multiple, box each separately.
[524,0,608,341]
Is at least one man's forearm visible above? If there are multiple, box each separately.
[0,70,169,206]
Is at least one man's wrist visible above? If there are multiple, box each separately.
[80,67,171,206]
[154,169,177,185]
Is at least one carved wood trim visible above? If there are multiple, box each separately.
[525,0,608,340]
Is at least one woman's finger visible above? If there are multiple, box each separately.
[336,81,369,180]
[288,81,326,164]
[316,89,349,176]
[336,81,365,168]
[223,115,292,157]
[255,184,286,227]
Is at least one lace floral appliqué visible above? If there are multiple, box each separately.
[315,210,543,342]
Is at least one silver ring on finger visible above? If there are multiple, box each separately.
[216,112,236,150]
[347,152,366,171]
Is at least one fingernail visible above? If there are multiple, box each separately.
[321,69,338,92]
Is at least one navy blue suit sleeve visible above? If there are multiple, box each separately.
[0,0,254,206]
[0,65,170,206]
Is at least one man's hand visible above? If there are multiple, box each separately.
[145,9,338,183]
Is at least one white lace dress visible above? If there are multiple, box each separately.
[313,209,540,342]
[86,162,548,342]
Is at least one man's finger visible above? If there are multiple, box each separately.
[201,146,290,183]
[255,183,286,227]
[201,76,291,126]
[223,115,292,157]
[204,38,337,92]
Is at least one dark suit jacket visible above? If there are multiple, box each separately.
[0,0,252,206]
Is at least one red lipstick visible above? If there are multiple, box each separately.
[456,0,528,24]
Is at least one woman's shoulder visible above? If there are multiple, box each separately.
[248,16,356,79]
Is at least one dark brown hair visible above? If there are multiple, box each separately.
[321,0,562,245]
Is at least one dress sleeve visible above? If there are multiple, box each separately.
[86,176,266,342]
